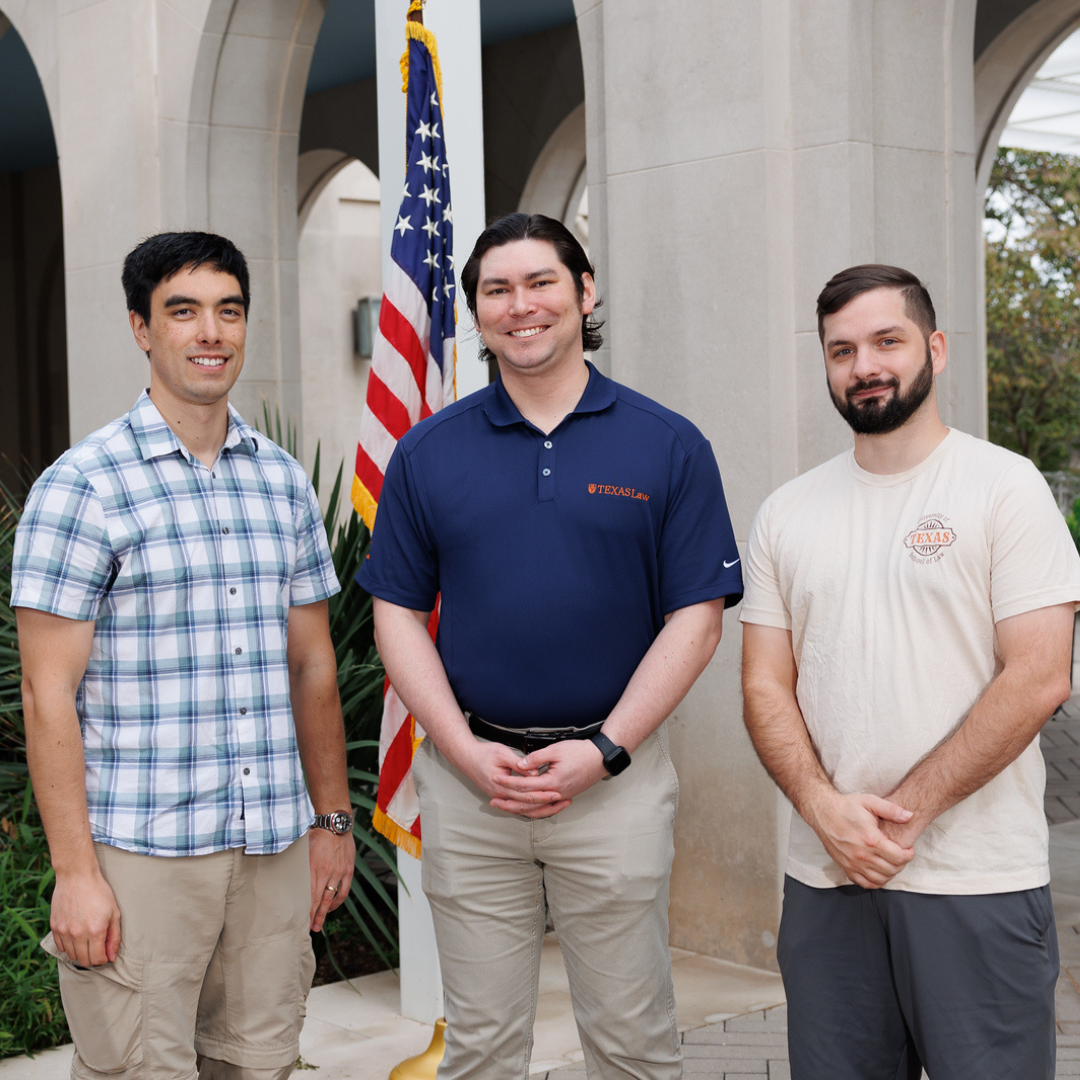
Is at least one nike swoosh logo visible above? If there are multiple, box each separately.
[724,558,740,568]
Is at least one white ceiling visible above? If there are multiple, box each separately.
[1001,29,1080,153]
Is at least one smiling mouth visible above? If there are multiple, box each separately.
[848,380,895,402]
[509,326,548,338]
[189,356,228,368]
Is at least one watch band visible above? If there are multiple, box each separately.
[590,732,632,776]
[312,810,354,835]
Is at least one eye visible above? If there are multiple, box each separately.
[879,337,898,346]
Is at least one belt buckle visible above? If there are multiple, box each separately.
[523,728,576,754]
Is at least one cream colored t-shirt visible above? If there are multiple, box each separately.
[741,429,1080,894]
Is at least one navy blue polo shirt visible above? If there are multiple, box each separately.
[358,363,742,729]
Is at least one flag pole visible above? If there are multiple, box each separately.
[384,8,444,1074]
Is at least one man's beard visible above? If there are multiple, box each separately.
[830,349,935,435]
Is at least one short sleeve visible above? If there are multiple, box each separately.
[289,480,340,606]
[988,459,1080,623]
[740,495,792,630]
[656,439,743,612]
[11,464,116,621]
[355,442,440,611]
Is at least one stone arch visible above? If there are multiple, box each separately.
[517,102,587,242]
[0,3,68,483]
[187,0,328,443]
[975,0,1080,191]
[297,147,355,231]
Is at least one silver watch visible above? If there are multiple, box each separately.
[312,810,353,835]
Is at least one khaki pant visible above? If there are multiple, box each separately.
[43,836,316,1080]
[413,727,682,1080]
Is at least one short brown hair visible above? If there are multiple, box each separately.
[816,264,936,343]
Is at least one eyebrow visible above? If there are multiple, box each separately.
[479,268,559,288]
[162,294,245,309]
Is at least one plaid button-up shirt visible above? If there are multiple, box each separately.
[11,392,339,856]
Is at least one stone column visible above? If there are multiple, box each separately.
[577,0,981,969]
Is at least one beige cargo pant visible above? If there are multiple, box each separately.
[43,836,315,1080]
[413,727,682,1080]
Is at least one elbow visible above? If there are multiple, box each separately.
[1046,672,1073,716]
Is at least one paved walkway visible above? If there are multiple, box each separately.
[544,700,1080,1080]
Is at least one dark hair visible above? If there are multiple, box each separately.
[460,213,603,363]
[122,232,251,323]
[816,264,936,343]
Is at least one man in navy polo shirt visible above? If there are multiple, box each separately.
[359,213,742,1080]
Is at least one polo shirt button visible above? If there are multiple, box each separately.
[212,471,216,478]
[239,707,247,715]
[235,647,242,655]
[243,767,250,776]
[230,587,237,595]
[222,526,229,534]
[542,468,551,476]
[544,440,552,449]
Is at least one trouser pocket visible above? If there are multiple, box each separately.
[44,933,145,1077]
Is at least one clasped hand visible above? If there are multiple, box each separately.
[463,738,608,819]
[811,791,920,890]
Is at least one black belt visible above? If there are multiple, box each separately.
[467,714,604,754]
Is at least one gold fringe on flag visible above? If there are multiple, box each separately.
[373,805,422,860]
[400,3,446,115]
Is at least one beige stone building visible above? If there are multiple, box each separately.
[0,0,1075,980]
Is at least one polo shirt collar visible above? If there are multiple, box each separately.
[483,361,617,428]
[128,390,260,462]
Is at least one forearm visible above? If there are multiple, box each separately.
[23,685,99,876]
[290,661,352,812]
[372,599,475,772]
[741,662,836,822]
[601,599,725,752]
[890,656,1070,827]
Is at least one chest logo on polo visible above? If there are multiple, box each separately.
[903,513,956,564]
[588,483,650,501]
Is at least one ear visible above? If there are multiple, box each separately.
[580,271,597,316]
[129,310,151,354]
[929,329,947,376]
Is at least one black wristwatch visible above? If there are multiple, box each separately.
[312,810,354,835]
[590,732,631,776]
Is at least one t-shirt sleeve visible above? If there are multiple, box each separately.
[355,442,440,612]
[739,495,791,630]
[10,463,116,621]
[657,438,743,613]
[289,480,340,606]
[989,458,1080,623]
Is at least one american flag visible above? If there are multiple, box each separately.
[352,16,455,857]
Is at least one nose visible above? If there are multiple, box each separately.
[196,310,223,344]
[508,286,535,317]
[851,345,880,381]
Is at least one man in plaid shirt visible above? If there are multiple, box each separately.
[11,232,355,1080]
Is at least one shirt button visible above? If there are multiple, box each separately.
[239,707,247,715]
[222,526,229,535]
[235,647,242,655]
[230,587,237,595]
[212,471,216,479]
[542,468,551,477]
[544,440,552,449]
[243,767,250,776]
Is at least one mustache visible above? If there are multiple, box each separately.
[847,377,898,402]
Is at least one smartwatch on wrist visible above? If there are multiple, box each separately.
[312,810,354,835]
[590,732,632,776]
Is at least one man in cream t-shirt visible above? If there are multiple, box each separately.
[741,264,1080,1079]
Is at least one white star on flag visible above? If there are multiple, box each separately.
[415,120,432,141]
[422,217,440,238]
[424,251,440,269]
[394,214,414,237]
[442,206,453,223]
[417,151,435,173]
[420,184,436,205]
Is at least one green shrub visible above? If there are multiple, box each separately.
[0,783,66,1058]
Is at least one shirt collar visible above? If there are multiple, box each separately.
[483,361,617,429]
[128,390,260,462]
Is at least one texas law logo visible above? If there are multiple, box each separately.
[903,514,956,565]
[588,483,650,501]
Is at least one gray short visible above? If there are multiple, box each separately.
[777,875,1058,1080]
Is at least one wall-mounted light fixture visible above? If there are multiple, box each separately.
[353,296,381,358]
